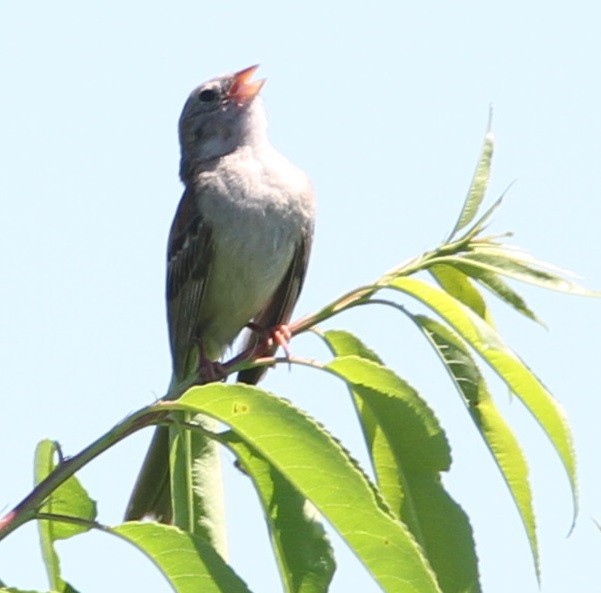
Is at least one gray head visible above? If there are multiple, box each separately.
[179,65,267,181]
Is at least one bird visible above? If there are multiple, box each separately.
[125,65,315,522]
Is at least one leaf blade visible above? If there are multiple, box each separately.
[383,276,578,524]
[412,314,539,577]
[225,435,336,593]
[112,522,252,593]
[168,384,442,593]
[34,440,95,593]
[429,264,491,322]
[434,248,598,296]
[320,332,480,593]
[449,115,494,239]
[169,414,227,556]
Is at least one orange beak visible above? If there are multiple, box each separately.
[228,64,265,104]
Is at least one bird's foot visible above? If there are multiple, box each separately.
[195,342,226,384]
[246,322,293,360]
[198,359,226,384]
[269,324,292,359]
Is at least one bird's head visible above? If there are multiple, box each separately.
[178,65,266,179]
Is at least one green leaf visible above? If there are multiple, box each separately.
[169,414,227,556]
[448,114,494,239]
[0,583,78,593]
[225,434,336,593]
[112,522,252,593]
[34,440,95,593]
[316,330,383,460]
[472,268,543,324]
[435,247,598,296]
[320,329,383,364]
[166,384,442,593]
[322,356,451,475]
[320,345,480,593]
[34,441,97,540]
[429,264,490,322]
[170,416,196,532]
[430,260,542,325]
[0,588,47,593]
[382,276,578,523]
[412,315,539,578]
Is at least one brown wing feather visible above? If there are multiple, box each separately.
[237,231,312,385]
[126,188,214,523]
[166,187,214,381]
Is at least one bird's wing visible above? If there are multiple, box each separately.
[237,228,312,385]
[126,187,214,523]
[166,186,214,382]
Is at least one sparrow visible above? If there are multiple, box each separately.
[125,65,315,522]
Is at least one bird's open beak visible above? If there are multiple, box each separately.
[228,64,265,104]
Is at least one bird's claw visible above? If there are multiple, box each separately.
[195,341,226,384]
[245,322,293,362]
[270,324,292,364]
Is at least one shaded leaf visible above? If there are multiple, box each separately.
[225,434,336,593]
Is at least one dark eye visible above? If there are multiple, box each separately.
[198,88,217,102]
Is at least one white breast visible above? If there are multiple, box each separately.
[195,144,314,358]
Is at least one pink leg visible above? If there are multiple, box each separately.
[245,322,293,359]
[270,324,292,359]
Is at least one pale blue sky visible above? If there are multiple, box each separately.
[1,2,600,592]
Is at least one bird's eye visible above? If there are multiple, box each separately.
[198,88,217,102]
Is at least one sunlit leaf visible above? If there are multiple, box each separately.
[0,587,42,593]
[380,276,577,525]
[412,315,539,578]
[448,114,494,239]
[430,260,542,324]
[169,414,226,556]
[433,247,598,296]
[429,264,490,322]
[165,384,442,593]
[320,333,480,593]
[113,522,251,593]
[34,440,95,593]
[473,268,542,324]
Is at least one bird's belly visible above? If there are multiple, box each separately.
[199,208,296,358]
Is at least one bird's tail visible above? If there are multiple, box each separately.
[124,425,172,522]
[125,374,183,522]
[125,375,227,558]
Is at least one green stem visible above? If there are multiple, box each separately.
[0,227,477,544]
[0,404,165,541]
[35,512,108,533]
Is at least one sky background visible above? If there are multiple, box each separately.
[1,2,600,592]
